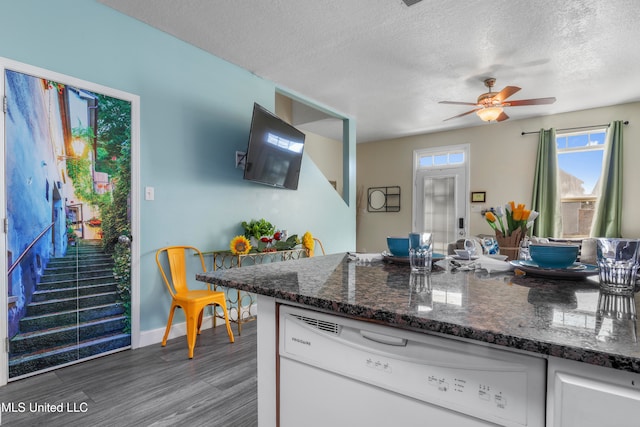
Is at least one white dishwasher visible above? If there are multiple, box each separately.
[278,305,546,427]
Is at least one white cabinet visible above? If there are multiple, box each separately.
[547,357,640,427]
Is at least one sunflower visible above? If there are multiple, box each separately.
[230,235,251,255]
[302,231,314,249]
[302,231,315,257]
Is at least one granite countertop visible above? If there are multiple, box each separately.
[197,253,640,373]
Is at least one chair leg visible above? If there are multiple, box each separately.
[218,300,235,343]
[197,309,204,335]
[185,303,201,359]
[161,303,178,347]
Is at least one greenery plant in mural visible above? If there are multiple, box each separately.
[66,218,77,245]
[95,94,132,330]
[65,94,132,330]
[113,233,132,333]
[94,93,132,177]
[101,144,132,331]
[66,157,109,210]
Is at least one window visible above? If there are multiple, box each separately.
[417,150,465,169]
[556,129,606,238]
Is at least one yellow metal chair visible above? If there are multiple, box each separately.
[156,245,234,358]
[313,238,326,256]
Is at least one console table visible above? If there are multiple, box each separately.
[203,248,308,334]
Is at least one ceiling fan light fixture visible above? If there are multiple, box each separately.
[476,106,503,122]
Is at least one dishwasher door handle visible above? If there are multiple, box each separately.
[360,330,408,347]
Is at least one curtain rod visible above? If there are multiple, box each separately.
[521,120,629,136]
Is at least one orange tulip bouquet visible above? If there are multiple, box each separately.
[484,202,538,260]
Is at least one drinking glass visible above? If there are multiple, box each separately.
[409,232,433,273]
[409,272,433,312]
[596,238,640,295]
[595,291,637,343]
[464,239,477,257]
[518,236,531,261]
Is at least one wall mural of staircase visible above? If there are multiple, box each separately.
[5,68,134,380]
[9,240,131,378]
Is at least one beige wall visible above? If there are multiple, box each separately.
[275,92,294,123]
[357,102,640,253]
[303,133,343,196]
[276,93,343,196]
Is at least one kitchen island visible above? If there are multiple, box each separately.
[197,253,640,426]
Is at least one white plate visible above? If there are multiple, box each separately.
[382,252,445,264]
[452,255,479,261]
[486,254,509,261]
[521,260,587,270]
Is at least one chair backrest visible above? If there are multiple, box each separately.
[155,246,207,296]
[313,238,326,256]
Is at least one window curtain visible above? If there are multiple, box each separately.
[590,121,624,237]
[531,128,562,237]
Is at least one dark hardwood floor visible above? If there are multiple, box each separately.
[0,320,257,427]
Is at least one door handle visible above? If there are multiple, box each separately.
[360,330,407,347]
[458,218,464,228]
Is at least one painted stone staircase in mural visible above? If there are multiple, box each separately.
[9,240,130,378]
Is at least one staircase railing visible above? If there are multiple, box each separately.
[8,222,54,276]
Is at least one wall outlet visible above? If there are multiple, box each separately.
[235,151,246,169]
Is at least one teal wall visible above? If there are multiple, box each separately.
[0,1,356,333]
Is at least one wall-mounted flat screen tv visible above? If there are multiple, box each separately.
[243,103,306,190]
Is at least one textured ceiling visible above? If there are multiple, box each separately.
[99,0,640,142]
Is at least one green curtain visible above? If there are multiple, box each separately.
[531,128,562,237]
[591,121,624,237]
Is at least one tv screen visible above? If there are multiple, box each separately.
[243,103,306,190]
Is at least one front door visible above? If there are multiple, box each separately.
[413,146,469,254]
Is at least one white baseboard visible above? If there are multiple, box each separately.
[138,305,257,348]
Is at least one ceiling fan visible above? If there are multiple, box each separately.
[439,78,556,122]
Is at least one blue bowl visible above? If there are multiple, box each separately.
[529,243,579,269]
[387,237,409,257]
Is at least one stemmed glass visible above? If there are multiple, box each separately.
[464,239,477,258]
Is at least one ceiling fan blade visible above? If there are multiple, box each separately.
[443,108,480,121]
[439,101,478,106]
[496,111,509,122]
[494,86,521,102]
[508,97,556,106]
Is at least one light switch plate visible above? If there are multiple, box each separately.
[145,186,154,201]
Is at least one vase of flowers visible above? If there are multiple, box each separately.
[242,219,275,242]
[232,219,302,254]
[484,201,538,261]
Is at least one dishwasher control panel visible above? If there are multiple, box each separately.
[279,305,546,427]
[360,354,522,415]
